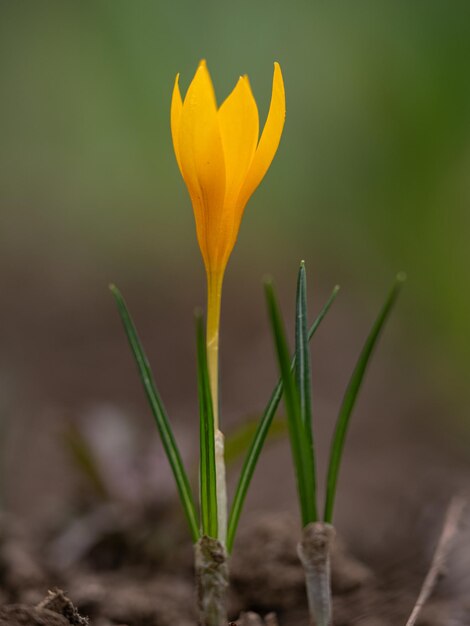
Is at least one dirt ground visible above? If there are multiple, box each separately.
[0,501,469,625]
[0,267,469,624]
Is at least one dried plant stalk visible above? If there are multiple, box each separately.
[405,496,466,626]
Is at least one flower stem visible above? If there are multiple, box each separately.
[297,522,335,626]
[195,535,229,626]
[206,270,223,430]
[206,269,227,544]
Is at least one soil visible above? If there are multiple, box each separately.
[0,501,469,626]
[0,589,88,626]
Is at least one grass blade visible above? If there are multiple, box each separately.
[224,417,287,467]
[195,311,218,539]
[295,262,318,520]
[324,273,406,523]
[227,285,339,552]
[110,284,199,542]
[64,422,109,500]
[265,280,317,528]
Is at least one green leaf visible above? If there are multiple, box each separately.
[324,273,406,523]
[295,262,318,520]
[110,284,199,542]
[265,280,317,528]
[226,285,339,552]
[64,421,109,500]
[195,311,218,539]
[224,416,288,467]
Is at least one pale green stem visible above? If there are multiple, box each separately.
[206,269,227,544]
[206,270,223,429]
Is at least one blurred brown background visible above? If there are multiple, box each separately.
[0,1,469,538]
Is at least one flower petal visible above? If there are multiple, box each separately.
[237,62,285,210]
[170,73,183,174]
[218,76,259,209]
[178,61,227,270]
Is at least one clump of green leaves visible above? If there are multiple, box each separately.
[265,262,405,626]
[265,265,405,525]
[111,266,403,626]
[110,282,339,548]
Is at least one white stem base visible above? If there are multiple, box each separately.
[215,429,227,545]
[298,522,335,626]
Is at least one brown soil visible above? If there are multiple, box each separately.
[0,589,88,626]
[0,605,72,626]
[0,501,468,626]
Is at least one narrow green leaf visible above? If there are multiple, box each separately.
[110,284,199,542]
[64,422,109,500]
[265,281,317,528]
[295,262,318,519]
[195,311,218,539]
[224,416,288,467]
[227,285,339,552]
[324,273,406,523]
[307,286,340,343]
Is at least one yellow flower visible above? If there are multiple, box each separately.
[171,60,285,276]
[171,60,285,425]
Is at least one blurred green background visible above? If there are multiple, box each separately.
[0,0,469,435]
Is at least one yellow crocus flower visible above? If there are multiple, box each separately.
[171,60,285,427]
